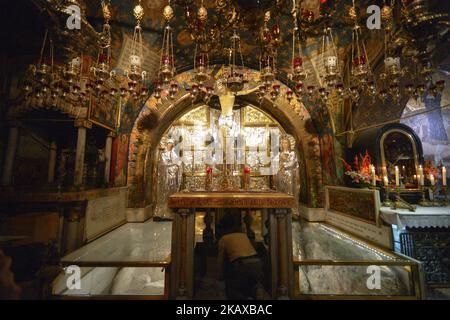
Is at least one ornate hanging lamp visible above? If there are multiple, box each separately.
[154,1,178,100]
[348,0,377,103]
[259,11,280,101]
[288,1,309,97]
[23,30,59,106]
[123,0,148,101]
[226,29,247,94]
[91,0,117,99]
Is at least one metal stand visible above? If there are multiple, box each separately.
[440,186,448,206]
[393,188,416,211]
[418,186,433,207]
[382,186,393,207]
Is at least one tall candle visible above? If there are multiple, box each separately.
[383,175,389,186]
[371,165,376,186]
[443,166,447,186]
[418,165,424,186]
[395,166,400,186]
[430,174,435,186]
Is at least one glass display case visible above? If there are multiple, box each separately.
[52,221,172,299]
[352,123,424,202]
[292,221,424,299]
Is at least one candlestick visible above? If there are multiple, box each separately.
[443,166,447,186]
[371,165,376,186]
[382,185,393,207]
[418,186,432,207]
[441,186,448,206]
[395,166,400,186]
[383,175,388,187]
[418,165,424,186]
[430,174,435,186]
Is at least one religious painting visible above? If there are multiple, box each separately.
[401,72,450,167]
[114,133,129,186]
[88,95,120,131]
[327,187,379,225]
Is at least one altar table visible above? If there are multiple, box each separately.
[168,191,295,300]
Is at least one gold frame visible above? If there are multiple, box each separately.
[87,94,120,131]
[380,128,419,174]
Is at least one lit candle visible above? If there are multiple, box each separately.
[371,165,376,186]
[418,165,424,186]
[382,166,387,178]
[430,174,435,186]
[383,175,389,186]
[395,166,400,186]
[443,166,447,186]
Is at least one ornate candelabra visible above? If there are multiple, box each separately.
[393,187,416,211]
[441,186,448,206]
[382,185,393,207]
[418,185,432,207]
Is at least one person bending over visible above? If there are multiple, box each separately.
[217,213,263,300]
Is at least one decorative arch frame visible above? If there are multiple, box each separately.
[125,67,333,209]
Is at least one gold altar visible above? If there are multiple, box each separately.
[169,191,295,299]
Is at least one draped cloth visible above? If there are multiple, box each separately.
[154,148,182,220]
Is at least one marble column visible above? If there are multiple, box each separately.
[269,208,294,299]
[1,126,19,187]
[171,208,195,299]
[73,120,92,188]
[104,132,114,185]
[62,204,85,255]
[47,141,57,184]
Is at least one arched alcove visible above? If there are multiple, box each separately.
[126,68,329,210]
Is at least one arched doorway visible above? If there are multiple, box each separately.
[126,67,326,212]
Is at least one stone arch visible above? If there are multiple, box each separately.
[126,67,329,209]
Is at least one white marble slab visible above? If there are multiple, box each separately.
[380,206,450,229]
[62,221,172,263]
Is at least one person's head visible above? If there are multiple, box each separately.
[166,139,174,151]
[281,138,291,152]
[219,212,241,235]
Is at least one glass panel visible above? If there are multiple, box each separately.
[62,221,171,263]
[294,265,414,296]
[292,221,399,261]
[383,131,418,188]
[54,267,165,296]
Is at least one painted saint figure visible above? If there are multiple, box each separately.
[272,135,300,214]
[154,139,182,221]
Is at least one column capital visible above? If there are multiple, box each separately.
[107,131,117,138]
[178,208,194,217]
[74,119,92,129]
[273,208,290,218]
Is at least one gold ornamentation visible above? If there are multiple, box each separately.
[133,4,144,22]
[243,106,275,125]
[163,5,174,22]
[198,5,208,22]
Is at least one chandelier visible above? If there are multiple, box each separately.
[154,1,178,100]
[258,11,281,102]
[320,27,343,97]
[90,0,118,100]
[288,3,309,101]
[226,29,247,94]
[61,55,90,105]
[122,0,149,102]
[347,1,377,104]
[23,30,87,113]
